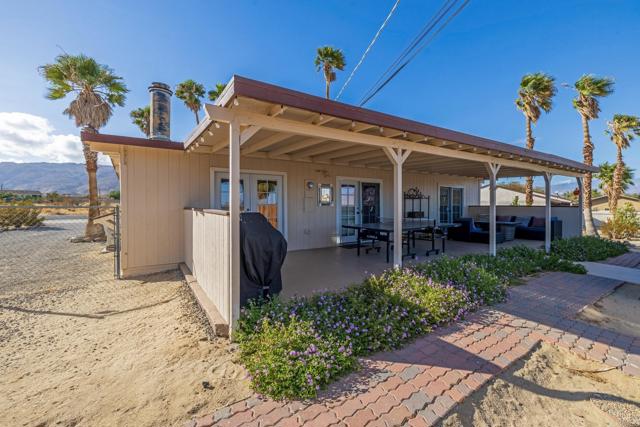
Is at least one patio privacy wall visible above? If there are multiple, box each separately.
[467,205,582,238]
[118,145,480,277]
[184,209,231,323]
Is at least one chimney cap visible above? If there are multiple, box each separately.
[148,82,172,95]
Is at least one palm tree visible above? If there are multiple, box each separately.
[175,79,205,124]
[314,46,346,99]
[605,114,640,211]
[130,106,150,137]
[39,53,128,240]
[515,72,556,206]
[596,161,635,210]
[208,83,227,102]
[571,74,615,235]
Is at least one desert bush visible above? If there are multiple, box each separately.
[551,235,628,261]
[0,206,44,230]
[601,203,640,240]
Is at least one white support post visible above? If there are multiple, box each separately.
[229,120,241,332]
[576,176,584,235]
[543,172,553,253]
[485,163,501,256]
[385,147,411,267]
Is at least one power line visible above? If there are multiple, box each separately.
[358,0,458,105]
[335,0,402,100]
[359,0,470,106]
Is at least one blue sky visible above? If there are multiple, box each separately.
[1,0,639,191]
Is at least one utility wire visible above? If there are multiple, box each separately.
[358,0,458,104]
[335,0,402,100]
[359,0,470,106]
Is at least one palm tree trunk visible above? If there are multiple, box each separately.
[580,114,598,236]
[524,117,534,206]
[82,141,105,240]
[195,109,200,125]
[325,80,330,99]
[611,145,624,212]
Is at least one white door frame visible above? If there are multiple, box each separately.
[210,167,288,239]
[335,176,384,244]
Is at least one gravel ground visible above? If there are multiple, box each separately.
[0,216,250,427]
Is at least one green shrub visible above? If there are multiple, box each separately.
[601,203,640,240]
[412,256,506,304]
[236,269,480,399]
[551,235,628,261]
[0,206,44,230]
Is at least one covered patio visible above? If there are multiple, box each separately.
[183,76,596,332]
[280,238,541,298]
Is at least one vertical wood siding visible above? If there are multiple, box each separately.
[184,209,230,322]
[119,147,480,275]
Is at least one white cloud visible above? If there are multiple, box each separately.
[0,112,108,164]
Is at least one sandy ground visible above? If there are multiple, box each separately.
[578,283,640,339]
[0,217,250,427]
[440,343,640,427]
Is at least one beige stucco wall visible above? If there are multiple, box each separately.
[117,146,481,277]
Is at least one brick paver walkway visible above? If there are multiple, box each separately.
[190,270,640,427]
[603,250,640,268]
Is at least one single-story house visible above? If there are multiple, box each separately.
[83,76,595,333]
[480,184,573,206]
[592,194,640,211]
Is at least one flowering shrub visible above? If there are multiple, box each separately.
[236,245,586,399]
[601,203,640,240]
[551,235,628,261]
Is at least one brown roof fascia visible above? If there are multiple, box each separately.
[81,131,184,151]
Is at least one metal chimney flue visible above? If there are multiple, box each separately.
[148,82,172,140]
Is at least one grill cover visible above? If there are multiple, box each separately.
[239,212,287,306]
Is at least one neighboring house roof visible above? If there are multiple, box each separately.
[83,75,597,178]
[592,194,640,204]
[480,184,572,202]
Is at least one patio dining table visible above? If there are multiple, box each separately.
[342,220,460,263]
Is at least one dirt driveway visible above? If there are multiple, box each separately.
[0,216,250,426]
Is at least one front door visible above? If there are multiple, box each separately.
[338,180,381,243]
[214,172,283,232]
[439,187,463,224]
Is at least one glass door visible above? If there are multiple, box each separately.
[254,175,282,230]
[339,181,359,242]
[214,172,283,232]
[439,187,463,224]
[361,182,380,224]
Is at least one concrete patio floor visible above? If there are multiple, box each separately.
[281,238,542,298]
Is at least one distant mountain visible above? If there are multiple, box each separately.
[0,162,119,195]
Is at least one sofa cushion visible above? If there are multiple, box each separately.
[496,215,513,222]
[514,216,532,227]
[531,217,545,227]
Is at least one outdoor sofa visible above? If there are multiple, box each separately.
[447,217,505,244]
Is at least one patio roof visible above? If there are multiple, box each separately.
[184,75,596,179]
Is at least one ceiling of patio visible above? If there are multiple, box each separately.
[186,78,594,179]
